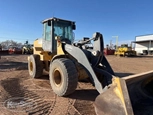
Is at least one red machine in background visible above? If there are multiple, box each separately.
[104,48,115,55]
[8,46,22,54]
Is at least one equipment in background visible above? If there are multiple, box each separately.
[114,44,136,56]
[22,44,33,54]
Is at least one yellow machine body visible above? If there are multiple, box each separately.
[31,38,88,80]
[33,39,53,61]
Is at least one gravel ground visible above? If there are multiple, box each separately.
[0,54,152,115]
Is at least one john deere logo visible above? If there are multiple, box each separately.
[4,97,37,112]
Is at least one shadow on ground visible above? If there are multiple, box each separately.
[37,74,49,80]
[0,54,30,56]
[69,89,99,101]
[0,61,27,70]
[115,72,134,77]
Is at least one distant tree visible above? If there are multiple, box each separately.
[0,40,23,49]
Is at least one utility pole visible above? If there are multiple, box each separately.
[112,36,118,50]
[110,40,112,49]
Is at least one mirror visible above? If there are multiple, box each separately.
[72,24,76,30]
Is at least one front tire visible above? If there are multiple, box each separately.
[49,58,78,96]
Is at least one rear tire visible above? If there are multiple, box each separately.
[49,58,78,96]
[28,55,43,78]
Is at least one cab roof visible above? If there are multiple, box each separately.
[42,17,75,24]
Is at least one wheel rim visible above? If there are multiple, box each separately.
[53,69,62,87]
[30,61,33,72]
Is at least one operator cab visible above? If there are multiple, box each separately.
[42,17,76,53]
[121,44,128,48]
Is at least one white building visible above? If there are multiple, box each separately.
[133,34,153,55]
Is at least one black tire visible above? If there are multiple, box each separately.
[49,58,78,96]
[28,55,43,78]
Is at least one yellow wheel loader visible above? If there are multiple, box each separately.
[114,44,136,57]
[28,17,153,115]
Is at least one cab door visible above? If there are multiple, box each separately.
[42,22,53,52]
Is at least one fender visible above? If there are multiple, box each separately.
[51,54,67,62]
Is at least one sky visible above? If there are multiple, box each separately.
[0,0,153,47]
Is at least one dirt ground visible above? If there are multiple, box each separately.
[0,54,153,115]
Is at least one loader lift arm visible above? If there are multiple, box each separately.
[63,32,115,93]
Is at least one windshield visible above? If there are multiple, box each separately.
[54,21,73,43]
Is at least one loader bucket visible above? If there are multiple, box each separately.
[94,70,153,115]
